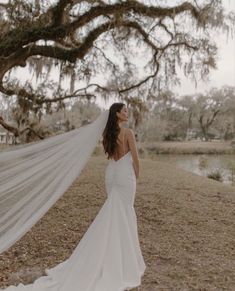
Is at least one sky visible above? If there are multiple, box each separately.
[97,0,235,109]
[174,0,235,94]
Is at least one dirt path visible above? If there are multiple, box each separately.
[0,156,234,290]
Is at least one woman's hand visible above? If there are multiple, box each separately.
[133,165,139,179]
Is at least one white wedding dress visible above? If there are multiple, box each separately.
[1,150,146,291]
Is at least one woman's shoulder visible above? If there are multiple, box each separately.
[123,127,135,136]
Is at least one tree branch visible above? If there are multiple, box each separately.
[0,116,19,136]
[0,1,201,57]
[119,65,160,94]
[0,0,224,107]
[41,93,95,104]
[50,0,72,26]
[19,127,44,139]
[0,115,45,140]
[0,3,9,9]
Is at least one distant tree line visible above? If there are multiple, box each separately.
[133,86,235,142]
[1,86,234,144]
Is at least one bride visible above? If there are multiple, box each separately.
[0,102,146,291]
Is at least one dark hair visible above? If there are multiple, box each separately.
[102,102,126,159]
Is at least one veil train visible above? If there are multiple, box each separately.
[0,109,146,291]
[0,110,109,254]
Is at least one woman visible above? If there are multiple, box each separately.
[0,102,146,291]
[103,102,139,177]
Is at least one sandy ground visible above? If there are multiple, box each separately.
[0,155,234,290]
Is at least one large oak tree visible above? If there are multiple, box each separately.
[0,0,234,139]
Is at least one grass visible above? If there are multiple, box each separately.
[140,140,235,155]
[0,144,10,150]
[0,155,235,290]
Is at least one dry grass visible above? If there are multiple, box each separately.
[141,140,235,155]
[0,145,10,150]
[0,155,235,290]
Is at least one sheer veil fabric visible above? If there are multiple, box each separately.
[0,109,146,291]
[0,109,109,254]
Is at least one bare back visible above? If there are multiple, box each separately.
[111,128,130,161]
[110,127,139,178]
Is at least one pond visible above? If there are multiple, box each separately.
[153,154,235,187]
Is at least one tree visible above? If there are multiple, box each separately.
[212,86,235,140]
[151,90,183,140]
[0,0,234,140]
[194,88,232,141]
[178,95,196,130]
[0,93,51,143]
[124,96,148,140]
[144,86,235,142]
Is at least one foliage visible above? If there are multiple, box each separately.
[207,169,223,182]
[0,0,234,105]
[141,86,235,142]
[0,95,101,142]
[42,99,101,131]
[178,86,235,141]
[0,0,234,140]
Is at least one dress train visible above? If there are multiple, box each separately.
[1,151,146,291]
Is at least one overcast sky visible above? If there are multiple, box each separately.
[177,0,235,95]
[98,0,235,109]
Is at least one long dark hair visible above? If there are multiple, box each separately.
[102,102,125,159]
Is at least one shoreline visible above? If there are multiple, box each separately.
[91,141,235,156]
[140,140,235,155]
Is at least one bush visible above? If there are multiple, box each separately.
[207,170,223,182]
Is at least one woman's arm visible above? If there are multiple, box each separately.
[126,128,139,179]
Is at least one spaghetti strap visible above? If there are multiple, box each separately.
[122,128,125,156]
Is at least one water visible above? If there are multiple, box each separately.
[153,154,235,186]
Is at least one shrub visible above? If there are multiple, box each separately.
[207,170,223,182]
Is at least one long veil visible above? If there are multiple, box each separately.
[0,109,109,254]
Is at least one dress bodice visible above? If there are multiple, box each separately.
[109,128,130,162]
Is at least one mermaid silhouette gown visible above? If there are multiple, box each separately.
[1,137,146,290]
